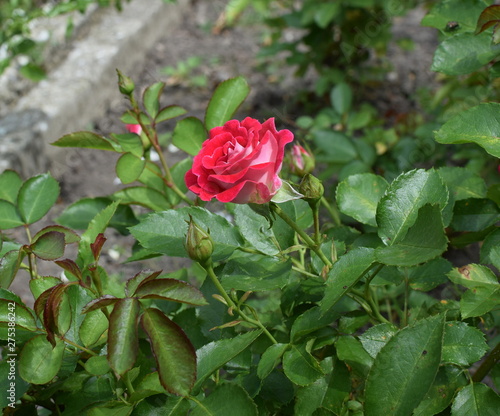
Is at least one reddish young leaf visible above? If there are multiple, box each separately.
[82,295,119,314]
[108,298,140,375]
[476,5,500,35]
[31,231,65,260]
[125,269,163,296]
[90,233,107,261]
[133,278,208,306]
[55,258,83,281]
[42,282,78,346]
[32,225,80,245]
[141,307,196,396]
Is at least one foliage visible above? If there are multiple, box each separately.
[2,0,500,414]
[0,0,135,80]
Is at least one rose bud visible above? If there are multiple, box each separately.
[126,124,142,135]
[290,144,315,176]
[185,117,294,204]
[185,216,214,264]
[299,173,324,203]
[116,69,135,95]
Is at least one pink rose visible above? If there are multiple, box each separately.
[126,124,142,135]
[185,117,294,204]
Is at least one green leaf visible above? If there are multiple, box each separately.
[29,276,61,299]
[0,249,25,289]
[376,204,448,267]
[291,306,340,343]
[193,330,262,393]
[84,355,111,376]
[320,247,376,314]
[130,207,244,262]
[111,133,143,157]
[141,307,196,396]
[408,257,452,291]
[331,82,352,115]
[191,384,257,416]
[359,323,398,359]
[282,343,324,386]
[295,358,351,416]
[18,173,59,225]
[79,309,108,348]
[112,186,171,211]
[30,231,65,260]
[421,0,488,33]
[52,131,118,151]
[480,228,500,270]
[205,76,250,130]
[437,167,487,201]
[450,198,500,232]
[413,365,468,416]
[0,200,24,229]
[0,170,22,203]
[336,335,374,377]
[460,285,500,319]
[56,197,137,234]
[19,335,65,384]
[143,82,165,119]
[134,278,207,305]
[116,152,146,184]
[364,314,445,416]
[313,130,357,163]
[220,254,292,291]
[336,173,388,227]
[172,116,206,156]
[443,321,488,366]
[451,383,500,416]
[448,264,498,289]
[435,103,500,158]
[107,298,140,375]
[0,298,37,331]
[257,343,289,380]
[77,201,119,267]
[431,32,500,75]
[233,204,279,255]
[314,2,340,29]
[376,169,448,246]
[156,105,187,123]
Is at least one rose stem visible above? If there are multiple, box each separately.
[202,261,278,345]
[271,204,333,269]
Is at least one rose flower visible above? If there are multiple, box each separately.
[185,117,293,204]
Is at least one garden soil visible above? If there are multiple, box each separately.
[7,1,460,306]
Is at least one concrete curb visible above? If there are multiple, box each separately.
[0,0,189,177]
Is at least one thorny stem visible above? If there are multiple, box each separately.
[203,261,278,345]
[123,371,135,395]
[472,339,500,383]
[311,201,321,246]
[271,204,333,269]
[24,225,37,279]
[131,103,193,206]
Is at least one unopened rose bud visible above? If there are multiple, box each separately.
[117,69,135,95]
[185,216,214,264]
[290,145,315,176]
[299,174,324,203]
[126,124,142,135]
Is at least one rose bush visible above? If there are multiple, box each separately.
[185,117,293,203]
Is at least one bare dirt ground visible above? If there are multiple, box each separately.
[6,1,441,305]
